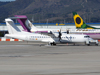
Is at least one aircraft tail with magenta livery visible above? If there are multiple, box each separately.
[14,15,61,33]
[15,15,37,32]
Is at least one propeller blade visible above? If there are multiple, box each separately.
[58,29,62,41]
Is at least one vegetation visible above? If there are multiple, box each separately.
[0,0,100,23]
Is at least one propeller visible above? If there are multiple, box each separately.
[58,29,62,41]
[66,29,69,34]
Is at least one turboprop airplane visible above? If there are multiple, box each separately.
[5,18,98,46]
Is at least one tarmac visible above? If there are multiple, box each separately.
[0,41,100,75]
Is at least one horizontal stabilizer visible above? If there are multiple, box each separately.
[9,15,27,19]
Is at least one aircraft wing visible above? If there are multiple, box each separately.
[35,31,59,38]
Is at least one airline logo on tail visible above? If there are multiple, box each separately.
[15,15,38,32]
[73,12,99,29]
[15,15,31,32]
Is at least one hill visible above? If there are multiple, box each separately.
[0,0,100,23]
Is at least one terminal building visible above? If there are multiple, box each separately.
[0,23,100,36]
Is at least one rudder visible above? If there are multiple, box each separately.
[5,18,21,34]
[73,12,99,29]
[73,12,87,29]
[15,15,37,32]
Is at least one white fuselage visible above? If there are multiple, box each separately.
[5,18,98,45]
[69,29,100,40]
[31,28,100,40]
[5,31,90,44]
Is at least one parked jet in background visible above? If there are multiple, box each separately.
[14,15,63,33]
[14,15,100,40]
[73,12,100,29]
[71,12,100,40]
[5,18,98,46]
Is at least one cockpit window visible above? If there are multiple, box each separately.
[84,36,90,38]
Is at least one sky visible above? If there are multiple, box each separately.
[0,0,15,2]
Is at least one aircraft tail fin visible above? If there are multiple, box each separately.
[73,12,96,29]
[5,18,21,34]
[15,15,37,32]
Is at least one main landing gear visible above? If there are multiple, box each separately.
[50,42,56,46]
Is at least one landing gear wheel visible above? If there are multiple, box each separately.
[53,42,56,45]
[50,42,56,46]
[53,43,56,45]
[87,44,90,46]
[95,43,98,46]
[50,43,53,46]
